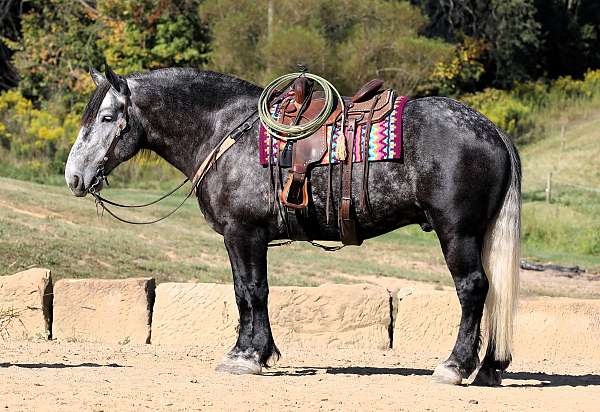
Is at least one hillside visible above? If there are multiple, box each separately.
[1,105,599,296]
[0,177,451,287]
[520,105,600,270]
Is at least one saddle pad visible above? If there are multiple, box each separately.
[259,95,409,166]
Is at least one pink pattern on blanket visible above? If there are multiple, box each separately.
[259,95,408,166]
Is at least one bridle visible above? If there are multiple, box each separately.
[88,88,258,225]
[86,74,343,251]
[88,84,131,196]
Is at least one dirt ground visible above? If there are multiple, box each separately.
[1,340,599,411]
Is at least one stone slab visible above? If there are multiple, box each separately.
[53,278,155,344]
[152,283,392,349]
[392,288,600,362]
[0,268,52,340]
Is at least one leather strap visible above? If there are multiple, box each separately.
[339,118,361,245]
[360,93,381,211]
[192,136,237,190]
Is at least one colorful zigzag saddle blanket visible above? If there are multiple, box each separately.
[258,95,408,166]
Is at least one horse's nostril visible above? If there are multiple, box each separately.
[68,174,84,194]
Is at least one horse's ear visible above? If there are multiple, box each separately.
[89,67,105,87]
[104,66,130,96]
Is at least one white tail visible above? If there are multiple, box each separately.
[481,129,521,361]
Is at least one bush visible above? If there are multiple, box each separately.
[463,69,600,143]
[0,90,78,176]
[0,90,183,188]
[463,88,535,141]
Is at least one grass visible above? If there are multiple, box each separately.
[0,176,449,286]
[0,102,599,290]
[520,101,600,271]
[0,306,27,340]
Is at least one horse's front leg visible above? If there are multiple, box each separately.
[215,226,280,375]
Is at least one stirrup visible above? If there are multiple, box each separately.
[280,173,309,209]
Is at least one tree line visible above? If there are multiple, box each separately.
[0,0,599,181]
[1,0,598,101]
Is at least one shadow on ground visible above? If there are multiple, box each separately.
[503,371,600,388]
[264,366,600,387]
[0,362,127,369]
[263,366,432,377]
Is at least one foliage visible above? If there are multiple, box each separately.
[97,0,208,74]
[200,0,452,95]
[463,88,534,140]
[413,0,600,89]
[411,0,542,88]
[429,38,487,95]
[0,90,79,176]
[463,69,600,143]
[9,0,103,102]
[9,0,208,103]
[534,0,600,79]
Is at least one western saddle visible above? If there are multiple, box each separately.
[266,76,396,246]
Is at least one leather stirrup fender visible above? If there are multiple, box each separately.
[339,118,361,246]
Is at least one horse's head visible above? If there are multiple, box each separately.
[65,67,144,196]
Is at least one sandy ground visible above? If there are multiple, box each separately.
[1,340,599,411]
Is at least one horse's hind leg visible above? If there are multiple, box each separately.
[472,341,510,386]
[215,227,279,375]
[432,233,488,385]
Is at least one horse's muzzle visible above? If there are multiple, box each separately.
[66,173,88,197]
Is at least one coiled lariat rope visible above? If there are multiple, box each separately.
[258,72,347,159]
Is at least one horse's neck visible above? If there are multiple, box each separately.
[134,81,259,178]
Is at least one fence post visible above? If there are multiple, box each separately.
[546,172,553,203]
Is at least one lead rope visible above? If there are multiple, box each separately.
[92,74,345,251]
[89,112,260,225]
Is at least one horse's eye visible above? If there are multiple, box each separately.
[102,115,113,122]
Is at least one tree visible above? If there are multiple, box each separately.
[534,0,600,79]
[97,0,209,73]
[9,0,209,103]
[411,0,541,87]
[200,0,451,94]
[10,0,104,102]
[0,0,31,91]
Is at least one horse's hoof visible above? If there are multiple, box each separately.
[472,367,502,386]
[432,363,463,385]
[215,354,262,375]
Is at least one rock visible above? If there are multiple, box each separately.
[392,289,460,355]
[514,297,600,362]
[0,268,52,340]
[52,278,155,344]
[152,283,391,349]
[392,288,600,362]
[151,283,238,349]
[270,284,392,349]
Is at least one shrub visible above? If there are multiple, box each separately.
[463,69,600,143]
[0,90,78,176]
[463,88,536,142]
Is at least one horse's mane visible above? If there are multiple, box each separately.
[81,81,111,127]
[81,68,260,129]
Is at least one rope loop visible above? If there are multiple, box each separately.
[258,72,345,142]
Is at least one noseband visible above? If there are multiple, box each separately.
[88,96,259,224]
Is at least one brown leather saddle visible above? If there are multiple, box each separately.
[268,77,396,245]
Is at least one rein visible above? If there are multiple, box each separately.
[89,109,258,224]
[89,74,344,251]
